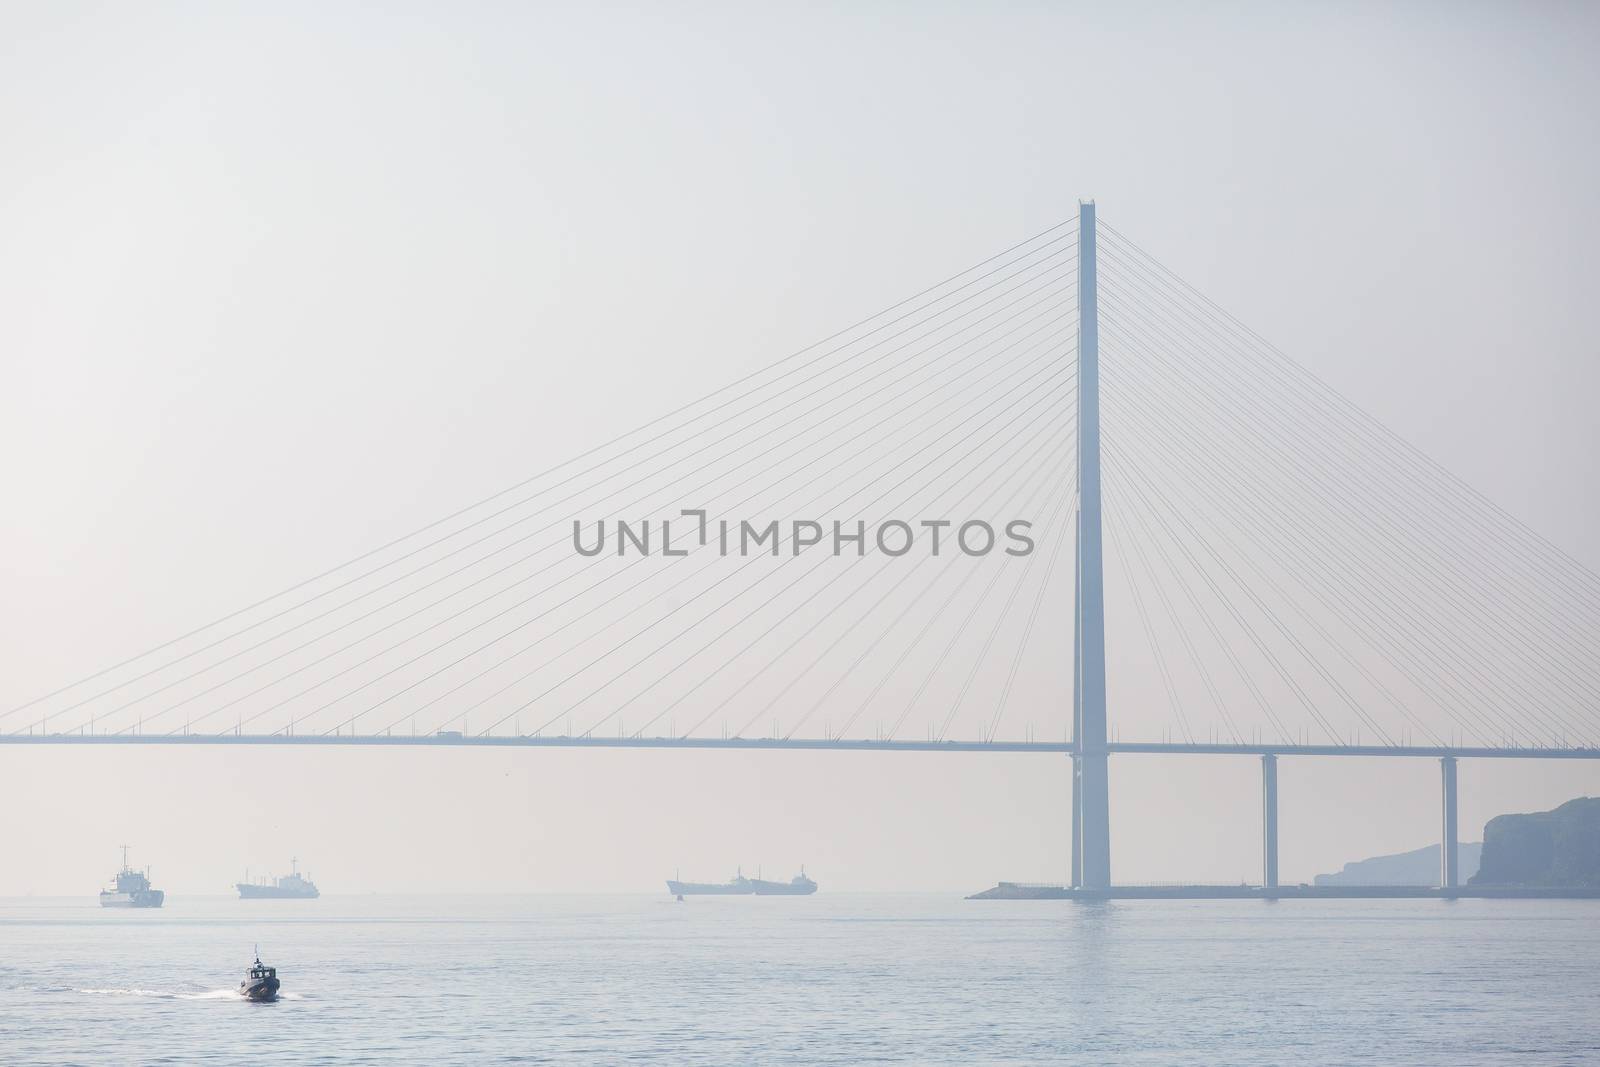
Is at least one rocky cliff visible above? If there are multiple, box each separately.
[1470,797,1600,888]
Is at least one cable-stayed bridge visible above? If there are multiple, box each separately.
[6,202,1599,892]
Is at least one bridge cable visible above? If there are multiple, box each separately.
[783,431,1076,744]
[1100,316,1574,748]
[505,370,1078,740]
[933,468,1077,743]
[1097,338,1510,747]
[1100,462,1244,744]
[3,220,1078,723]
[46,266,1077,737]
[877,454,1079,743]
[1106,438,1395,746]
[985,477,1077,745]
[1100,219,1600,611]
[13,249,1079,733]
[1100,355,1451,747]
[261,319,1080,739]
[667,403,1076,742]
[1104,509,1197,745]
[1096,245,1600,708]
[1097,227,1600,706]
[360,339,1079,740]
[222,290,1081,738]
[1101,452,1292,743]
[1096,269,1598,744]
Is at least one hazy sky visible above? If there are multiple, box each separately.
[2,2,1598,894]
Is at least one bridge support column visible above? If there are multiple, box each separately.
[1070,756,1082,889]
[1261,754,1279,889]
[1440,756,1459,890]
[1074,199,1111,890]
[1069,512,1083,890]
[1076,753,1110,888]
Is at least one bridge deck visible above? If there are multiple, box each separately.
[3,734,1599,759]
[968,883,1600,900]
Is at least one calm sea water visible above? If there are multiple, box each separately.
[2,893,1598,1065]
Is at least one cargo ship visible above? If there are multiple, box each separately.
[750,868,818,895]
[666,867,817,897]
[237,859,319,899]
[666,868,753,897]
[99,846,164,908]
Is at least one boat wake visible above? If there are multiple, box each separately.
[77,987,304,1000]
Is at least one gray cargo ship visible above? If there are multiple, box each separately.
[237,859,319,899]
[666,868,753,897]
[666,867,817,897]
[750,868,817,895]
[99,846,164,908]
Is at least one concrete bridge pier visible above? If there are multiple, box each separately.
[1440,756,1459,891]
[1070,755,1082,889]
[1261,753,1279,889]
